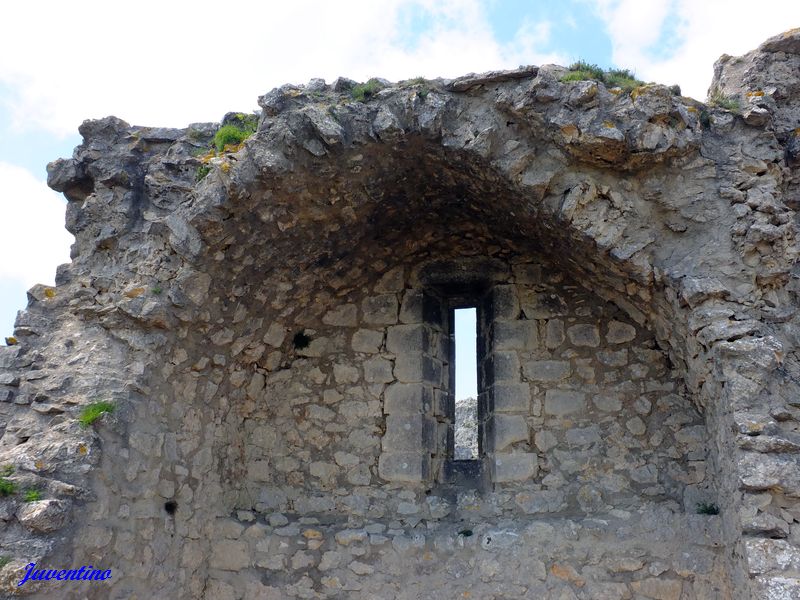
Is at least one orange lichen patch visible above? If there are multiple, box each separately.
[44,288,56,299]
[422,552,434,561]
[630,85,649,101]
[551,563,586,587]
[746,90,765,97]
[560,124,579,142]
[198,149,217,164]
[302,529,323,540]
[221,141,246,154]
[34,460,44,470]
[124,287,146,299]
[77,444,88,456]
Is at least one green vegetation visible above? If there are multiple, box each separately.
[151,286,163,295]
[23,488,42,502]
[707,88,740,112]
[0,477,16,497]
[0,464,14,477]
[195,164,211,181]
[696,502,720,515]
[351,79,385,102]
[560,61,644,93]
[78,401,115,428]
[0,556,10,570]
[213,113,258,152]
[214,125,252,152]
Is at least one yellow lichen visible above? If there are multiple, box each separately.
[746,90,765,97]
[602,121,616,129]
[44,288,56,299]
[4,336,17,346]
[34,460,44,470]
[77,444,88,456]
[124,287,146,299]
[687,106,698,113]
[221,162,232,174]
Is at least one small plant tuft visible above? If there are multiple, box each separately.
[195,165,211,181]
[0,477,16,497]
[560,61,644,93]
[351,79,385,102]
[78,401,115,428]
[0,556,10,570]
[0,464,14,477]
[23,488,42,503]
[696,502,720,515]
[214,125,251,152]
[708,88,740,112]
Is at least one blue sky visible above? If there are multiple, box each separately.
[1,0,798,344]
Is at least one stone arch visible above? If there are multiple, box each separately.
[1,30,799,599]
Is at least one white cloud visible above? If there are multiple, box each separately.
[589,0,800,99]
[0,0,561,136]
[0,162,73,287]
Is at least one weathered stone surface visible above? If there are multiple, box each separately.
[2,29,799,600]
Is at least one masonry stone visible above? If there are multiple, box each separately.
[545,390,586,415]
[384,383,432,415]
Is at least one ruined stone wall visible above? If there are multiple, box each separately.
[1,28,799,600]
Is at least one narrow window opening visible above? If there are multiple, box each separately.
[454,307,478,460]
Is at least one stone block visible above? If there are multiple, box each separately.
[593,393,622,412]
[362,294,399,325]
[489,351,521,383]
[399,290,423,324]
[374,266,404,292]
[630,578,683,600]
[394,353,421,383]
[378,452,431,483]
[210,540,250,570]
[386,324,427,355]
[523,360,571,382]
[544,390,585,415]
[363,356,394,383]
[566,323,600,347]
[492,285,519,320]
[492,453,538,482]
[598,349,628,367]
[514,489,566,513]
[351,329,383,353]
[565,426,601,446]
[322,303,358,327]
[493,320,538,351]
[486,414,529,452]
[382,414,436,452]
[545,319,565,348]
[489,383,530,413]
[384,383,432,415]
[606,320,636,344]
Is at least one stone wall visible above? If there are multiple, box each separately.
[0,28,799,600]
